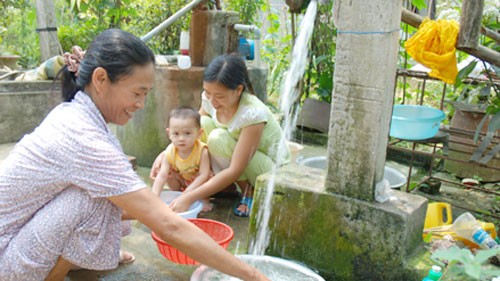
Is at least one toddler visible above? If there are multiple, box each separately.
[152,106,212,211]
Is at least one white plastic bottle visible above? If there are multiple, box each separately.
[450,212,499,249]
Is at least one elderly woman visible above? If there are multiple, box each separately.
[0,29,269,281]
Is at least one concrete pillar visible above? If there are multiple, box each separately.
[326,0,402,201]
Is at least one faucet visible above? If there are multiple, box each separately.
[233,24,261,68]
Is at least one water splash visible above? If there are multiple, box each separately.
[249,0,318,256]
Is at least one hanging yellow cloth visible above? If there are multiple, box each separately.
[405,18,459,84]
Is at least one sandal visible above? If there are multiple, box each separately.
[119,250,136,264]
[233,197,253,217]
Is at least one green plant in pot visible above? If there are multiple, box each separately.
[430,246,500,280]
[444,59,500,181]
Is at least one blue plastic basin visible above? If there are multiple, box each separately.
[390,105,445,140]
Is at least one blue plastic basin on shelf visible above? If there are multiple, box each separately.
[390,105,445,140]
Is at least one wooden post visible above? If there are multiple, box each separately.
[36,0,61,62]
[481,26,500,44]
[457,0,484,50]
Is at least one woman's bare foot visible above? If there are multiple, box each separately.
[234,181,254,217]
[119,250,135,264]
[201,198,213,212]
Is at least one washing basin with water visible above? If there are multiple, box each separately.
[191,255,325,281]
[298,156,407,189]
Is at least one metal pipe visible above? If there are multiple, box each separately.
[141,0,204,42]
[233,24,261,67]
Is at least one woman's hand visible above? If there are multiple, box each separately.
[250,271,271,281]
[245,268,271,281]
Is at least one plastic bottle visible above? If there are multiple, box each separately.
[179,30,190,55]
[450,212,499,250]
[422,265,442,281]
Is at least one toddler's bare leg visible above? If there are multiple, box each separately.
[166,169,186,191]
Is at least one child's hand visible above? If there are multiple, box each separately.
[169,195,191,213]
[149,151,165,180]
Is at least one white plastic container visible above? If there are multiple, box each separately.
[159,190,202,219]
[177,55,191,69]
[298,156,407,189]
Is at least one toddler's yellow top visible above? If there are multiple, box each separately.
[165,139,207,185]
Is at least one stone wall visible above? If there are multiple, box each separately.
[0,81,61,144]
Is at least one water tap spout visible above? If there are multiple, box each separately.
[233,24,261,68]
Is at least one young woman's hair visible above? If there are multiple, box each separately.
[59,29,155,102]
[169,106,201,128]
[203,54,255,95]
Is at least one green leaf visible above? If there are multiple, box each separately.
[455,60,478,86]
[487,111,500,133]
[464,262,481,279]
[432,246,474,265]
[483,267,500,278]
[423,232,433,243]
[473,114,489,143]
[432,246,500,279]
[411,0,427,10]
[474,248,500,264]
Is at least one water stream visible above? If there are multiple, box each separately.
[248,0,318,256]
